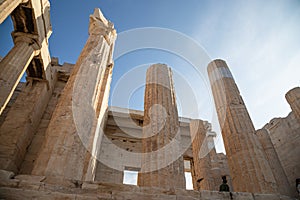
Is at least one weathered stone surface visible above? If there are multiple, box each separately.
[231,192,254,200]
[255,129,293,196]
[0,174,296,200]
[1,0,53,115]
[19,63,72,175]
[190,119,215,190]
[175,188,200,199]
[0,1,298,199]
[0,0,23,24]
[15,174,46,182]
[139,64,185,189]
[0,82,24,128]
[32,8,116,181]
[263,112,300,197]
[0,69,54,173]
[253,193,281,200]
[207,59,277,193]
[286,87,300,122]
[0,169,14,180]
[200,190,231,200]
[0,41,36,115]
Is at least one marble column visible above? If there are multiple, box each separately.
[0,0,22,24]
[286,87,300,123]
[207,59,277,193]
[139,64,185,189]
[190,119,215,190]
[256,129,293,196]
[0,38,39,115]
[32,8,116,181]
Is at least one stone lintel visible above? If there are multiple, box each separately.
[0,0,22,24]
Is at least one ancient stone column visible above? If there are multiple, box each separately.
[207,59,277,193]
[286,87,300,123]
[0,39,39,115]
[139,64,185,189]
[0,0,23,24]
[190,119,215,190]
[32,8,116,181]
[256,129,293,196]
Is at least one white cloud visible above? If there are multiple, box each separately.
[188,0,300,153]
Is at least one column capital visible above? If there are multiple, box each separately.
[88,8,116,44]
[11,32,41,54]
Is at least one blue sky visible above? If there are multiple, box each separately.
[1,0,300,153]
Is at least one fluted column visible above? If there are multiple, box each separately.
[286,87,300,123]
[0,39,39,115]
[0,0,23,24]
[32,8,116,180]
[207,59,277,193]
[256,129,293,196]
[190,119,215,190]
[139,64,185,189]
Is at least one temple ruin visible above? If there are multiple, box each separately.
[0,1,299,199]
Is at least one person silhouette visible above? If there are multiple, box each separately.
[219,176,230,192]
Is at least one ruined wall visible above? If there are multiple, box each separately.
[210,152,232,191]
[0,83,24,127]
[94,106,231,193]
[19,62,74,174]
[0,60,73,175]
[263,111,300,193]
[190,120,232,191]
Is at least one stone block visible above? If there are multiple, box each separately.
[82,182,99,190]
[75,196,103,200]
[253,193,280,200]
[0,169,15,180]
[0,178,19,187]
[175,188,200,199]
[43,176,82,188]
[18,180,43,190]
[96,182,140,193]
[231,192,254,200]
[200,190,231,200]
[15,174,46,182]
[279,195,295,200]
[176,195,199,200]
[112,191,176,200]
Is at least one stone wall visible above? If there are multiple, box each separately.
[0,83,24,127]
[94,106,234,193]
[263,112,300,195]
[0,60,73,175]
[19,62,74,174]
[95,107,194,185]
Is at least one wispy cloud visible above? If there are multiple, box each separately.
[189,0,300,152]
